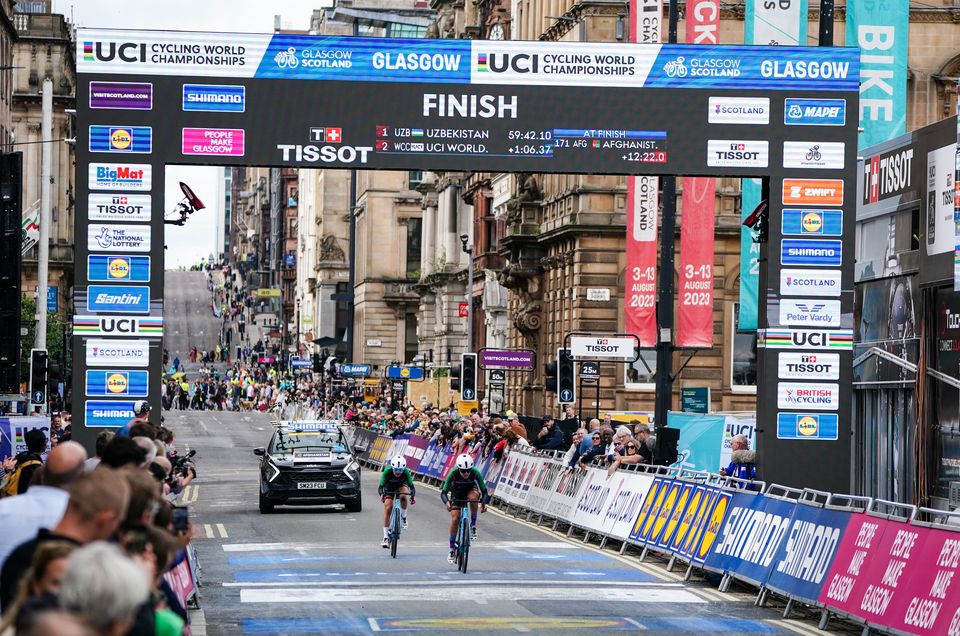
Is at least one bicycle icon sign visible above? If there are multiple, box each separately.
[805,145,821,161]
[274,47,299,69]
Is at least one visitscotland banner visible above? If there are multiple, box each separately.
[626,0,662,347]
[677,0,719,348]
[846,1,907,148]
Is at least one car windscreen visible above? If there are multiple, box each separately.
[269,430,348,455]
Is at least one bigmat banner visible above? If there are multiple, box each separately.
[625,0,662,347]
[75,29,860,493]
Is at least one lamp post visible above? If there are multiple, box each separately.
[460,234,474,353]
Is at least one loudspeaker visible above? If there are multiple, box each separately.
[653,426,680,466]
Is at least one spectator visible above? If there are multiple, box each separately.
[131,438,157,467]
[1,429,47,497]
[505,411,527,441]
[720,434,758,488]
[118,469,161,533]
[59,542,150,636]
[0,541,76,633]
[0,469,131,611]
[17,610,95,636]
[633,422,654,464]
[0,441,87,571]
[578,429,613,470]
[562,428,586,468]
[84,432,114,472]
[533,415,564,451]
[98,437,148,470]
[608,437,644,475]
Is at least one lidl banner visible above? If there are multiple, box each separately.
[846,1,908,148]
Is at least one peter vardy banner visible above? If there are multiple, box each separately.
[77,30,859,92]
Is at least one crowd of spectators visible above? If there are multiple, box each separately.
[0,415,196,635]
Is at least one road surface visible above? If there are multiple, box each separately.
[163,270,222,365]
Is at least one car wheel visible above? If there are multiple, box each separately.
[259,490,275,514]
[345,493,362,513]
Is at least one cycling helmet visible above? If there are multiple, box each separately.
[133,400,151,417]
[456,454,474,470]
[390,456,406,471]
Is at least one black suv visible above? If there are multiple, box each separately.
[254,421,362,514]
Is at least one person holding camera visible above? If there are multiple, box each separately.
[533,415,564,452]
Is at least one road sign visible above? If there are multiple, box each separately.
[478,348,535,371]
[47,285,57,313]
[489,369,506,383]
[391,380,404,391]
[340,363,371,377]
[568,334,640,361]
[291,359,312,368]
[681,386,711,413]
[579,361,600,382]
[559,388,574,403]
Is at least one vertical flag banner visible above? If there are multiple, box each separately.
[677,0,719,348]
[744,0,808,46]
[955,82,960,291]
[741,0,804,329]
[740,179,761,330]
[626,0,663,347]
[678,177,716,347]
[846,0,908,149]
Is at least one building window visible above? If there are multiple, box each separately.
[731,303,757,393]
[483,196,498,253]
[625,350,656,390]
[389,23,427,39]
[406,217,422,275]
[408,170,423,190]
[404,313,419,363]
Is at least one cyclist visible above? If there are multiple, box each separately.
[377,456,416,548]
[440,454,489,563]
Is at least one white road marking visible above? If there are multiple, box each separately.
[367,618,381,632]
[221,540,581,553]
[204,524,214,539]
[224,580,683,588]
[241,585,705,604]
[216,523,228,538]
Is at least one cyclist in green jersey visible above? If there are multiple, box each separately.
[440,454,489,563]
[378,456,416,548]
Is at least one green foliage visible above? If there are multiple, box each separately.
[19,296,71,384]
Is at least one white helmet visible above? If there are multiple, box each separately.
[390,456,407,471]
[455,453,474,470]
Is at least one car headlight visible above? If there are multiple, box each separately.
[343,461,360,481]
[266,457,282,483]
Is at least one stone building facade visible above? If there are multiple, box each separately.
[12,3,74,315]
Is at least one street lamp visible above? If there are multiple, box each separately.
[459,234,473,353]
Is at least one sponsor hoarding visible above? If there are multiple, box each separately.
[759,328,853,350]
[87,224,151,252]
[182,127,245,156]
[477,348,535,371]
[73,315,163,337]
[87,255,151,282]
[780,239,842,267]
[782,179,844,206]
[777,352,840,380]
[707,97,769,125]
[776,413,839,440]
[783,141,844,169]
[777,382,840,410]
[89,125,153,153]
[86,285,150,314]
[85,339,150,367]
[182,84,246,112]
[780,269,841,297]
[87,193,152,222]
[89,81,153,110]
[779,299,841,327]
[88,162,152,191]
[783,98,845,126]
[707,140,768,168]
[85,400,137,427]
[569,335,638,360]
[781,209,843,236]
[85,370,149,397]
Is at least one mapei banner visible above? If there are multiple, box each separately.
[78,30,860,92]
[846,1,908,148]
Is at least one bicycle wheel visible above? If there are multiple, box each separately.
[458,510,471,574]
[390,506,400,558]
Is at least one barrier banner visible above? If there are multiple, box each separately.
[348,427,379,461]
[629,476,672,545]
[763,503,852,605]
[543,466,586,521]
[643,479,686,546]
[163,557,196,611]
[438,447,460,480]
[570,466,622,534]
[527,455,563,513]
[401,434,429,473]
[422,443,452,479]
[702,491,790,585]
[367,434,393,465]
[885,525,960,635]
[496,451,539,506]
[0,417,52,459]
[819,514,923,627]
[601,471,655,540]
[654,481,698,551]
[688,488,733,565]
[669,484,715,559]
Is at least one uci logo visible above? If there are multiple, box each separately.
[792,331,827,347]
[100,317,137,334]
[83,41,146,63]
[478,52,538,73]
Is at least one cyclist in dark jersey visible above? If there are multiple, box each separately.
[440,454,489,563]
[378,456,416,548]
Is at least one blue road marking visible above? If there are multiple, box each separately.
[243,617,373,634]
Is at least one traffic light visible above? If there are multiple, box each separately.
[450,363,461,392]
[557,348,575,405]
[47,360,61,397]
[29,349,48,407]
[312,353,322,373]
[460,353,477,402]
[544,360,557,393]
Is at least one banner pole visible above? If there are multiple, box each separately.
[818,0,834,46]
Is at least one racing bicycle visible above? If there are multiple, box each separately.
[383,490,403,558]
[451,498,472,573]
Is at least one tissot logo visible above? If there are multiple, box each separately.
[83,41,146,63]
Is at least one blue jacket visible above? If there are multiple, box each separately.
[723,450,758,489]
[534,425,565,451]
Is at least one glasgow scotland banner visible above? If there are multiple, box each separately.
[625,0,663,347]
[677,0,718,348]
[846,0,908,148]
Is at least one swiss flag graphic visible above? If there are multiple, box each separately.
[325,128,342,143]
